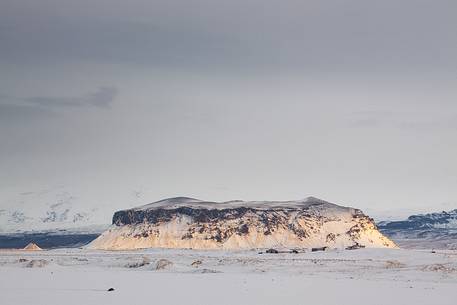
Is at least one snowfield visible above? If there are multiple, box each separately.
[1,248,456,305]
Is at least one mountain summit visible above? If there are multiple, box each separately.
[23,242,42,251]
[89,197,396,250]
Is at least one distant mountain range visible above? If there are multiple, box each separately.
[0,189,109,233]
[378,209,457,249]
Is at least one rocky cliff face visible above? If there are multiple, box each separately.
[89,197,396,250]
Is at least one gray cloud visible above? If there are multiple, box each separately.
[0,103,54,121]
[0,87,117,121]
[22,87,117,109]
[0,0,456,76]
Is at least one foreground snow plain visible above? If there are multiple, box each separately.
[1,248,456,305]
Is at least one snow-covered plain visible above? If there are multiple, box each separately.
[1,248,456,305]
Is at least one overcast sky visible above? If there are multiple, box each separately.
[1,0,456,216]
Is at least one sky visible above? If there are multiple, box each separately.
[0,0,456,220]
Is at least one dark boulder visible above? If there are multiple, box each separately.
[266,248,279,254]
[311,246,328,252]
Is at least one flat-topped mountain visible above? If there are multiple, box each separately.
[89,196,396,250]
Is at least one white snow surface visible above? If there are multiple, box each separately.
[0,248,456,305]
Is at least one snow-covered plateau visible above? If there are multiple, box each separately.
[89,196,396,250]
[0,248,456,305]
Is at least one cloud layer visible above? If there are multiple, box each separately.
[0,0,456,214]
[1,0,456,75]
[0,87,117,120]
